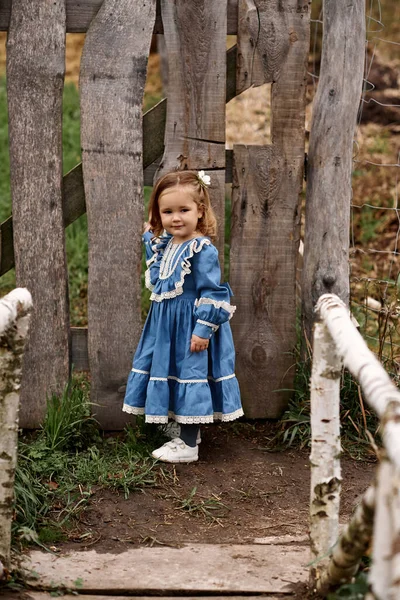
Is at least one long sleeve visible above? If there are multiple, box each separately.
[192,244,236,339]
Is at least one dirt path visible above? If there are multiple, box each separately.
[56,422,375,554]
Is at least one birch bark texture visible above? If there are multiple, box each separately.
[80,0,156,428]
[309,319,342,586]
[316,294,400,470]
[302,0,366,341]
[317,485,375,595]
[368,459,393,600]
[6,0,70,428]
[156,0,227,259]
[314,294,400,595]
[0,289,32,572]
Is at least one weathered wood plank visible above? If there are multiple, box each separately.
[157,0,227,257]
[142,99,167,170]
[0,0,239,33]
[236,0,291,94]
[230,0,310,418]
[23,544,308,593]
[230,145,295,419]
[301,0,366,340]
[71,327,89,371]
[267,0,310,413]
[7,0,70,428]
[27,595,297,600]
[80,0,156,429]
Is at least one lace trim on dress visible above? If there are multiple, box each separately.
[149,376,209,384]
[145,253,157,268]
[145,266,155,291]
[214,408,244,422]
[168,375,208,384]
[130,371,236,383]
[148,238,211,302]
[145,415,170,424]
[122,405,145,415]
[194,297,236,318]
[197,319,219,331]
[145,408,244,424]
[159,240,188,280]
[208,373,236,382]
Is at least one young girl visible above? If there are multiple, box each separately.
[122,170,243,463]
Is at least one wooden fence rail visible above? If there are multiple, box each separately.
[0,288,32,577]
[310,293,400,598]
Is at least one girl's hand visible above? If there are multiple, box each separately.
[143,222,152,233]
[190,334,209,353]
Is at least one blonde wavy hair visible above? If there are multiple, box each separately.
[148,170,217,238]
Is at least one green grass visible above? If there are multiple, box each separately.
[12,376,170,548]
[267,332,380,460]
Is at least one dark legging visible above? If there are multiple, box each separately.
[180,424,200,447]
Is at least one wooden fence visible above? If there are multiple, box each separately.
[0,0,311,428]
[309,293,400,598]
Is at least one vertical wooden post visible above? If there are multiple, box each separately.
[80,0,156,429]
[302,0,366,340]
[156,0,227,260]
[232,0,310,417]
[270,0,310,383]
[231,144,296,418]
[7,0,70,428]
[309,319,342,588]
[0,289,32,573]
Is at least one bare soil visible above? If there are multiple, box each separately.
[55,422,375,554]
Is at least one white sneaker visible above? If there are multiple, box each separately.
[163,422,202,444]
[151,438,199,463]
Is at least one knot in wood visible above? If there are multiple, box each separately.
[251,345,267,365]
[322,272,336,287]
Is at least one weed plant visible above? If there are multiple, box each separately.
[268,342,380,460]
[13,376,169,548]
[327,571,369,599]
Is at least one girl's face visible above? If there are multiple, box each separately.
[158,186,203,243]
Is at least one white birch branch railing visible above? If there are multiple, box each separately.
[0,288,32,579]
[310,293,400,599]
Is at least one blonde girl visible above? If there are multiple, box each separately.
[123,170,243,462]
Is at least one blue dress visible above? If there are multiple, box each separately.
[122,232,243,424]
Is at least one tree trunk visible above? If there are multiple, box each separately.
[309,320,342,587]
[302,0,366,341]
[318,485,375,595]
[0,289,32,573]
